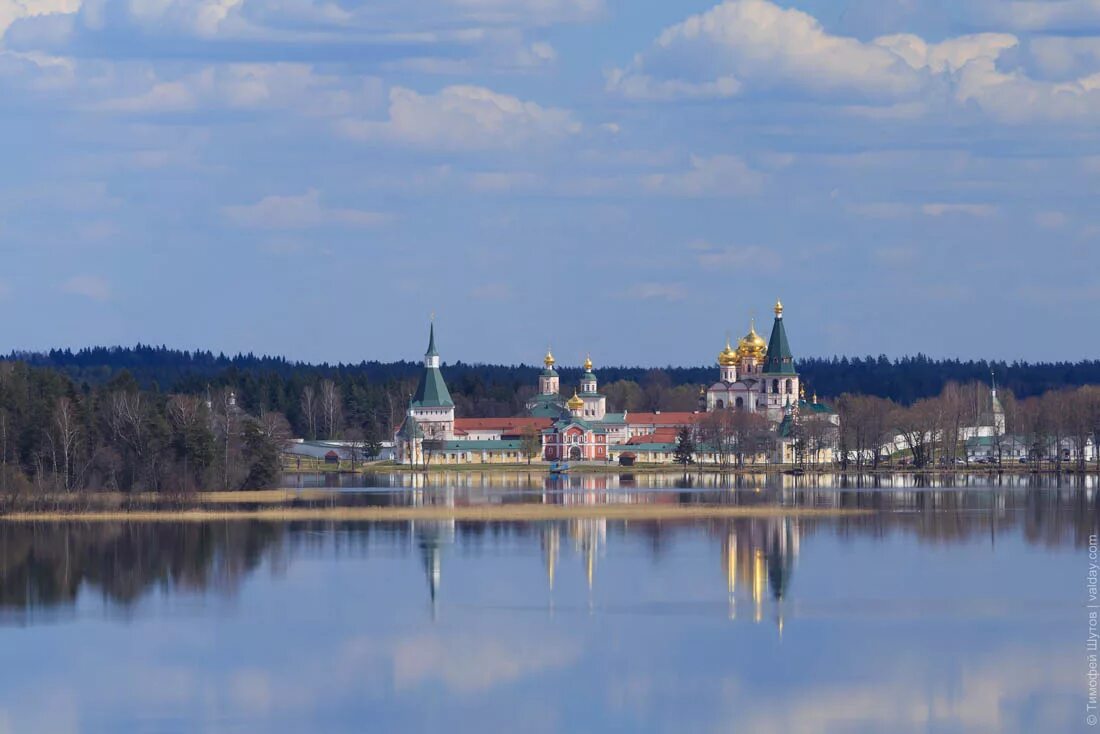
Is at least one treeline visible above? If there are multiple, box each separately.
[837,382,1100,470]
[0,362,288,494]
[6,346,1100,453]
[15,345,1100,403]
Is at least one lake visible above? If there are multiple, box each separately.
[0,472,1095,733]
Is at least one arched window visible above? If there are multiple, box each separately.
[772,379,779,394]
[716,399,724,409]
[735,397,744,408]
[785,379,793,394]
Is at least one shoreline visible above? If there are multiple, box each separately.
[286,463,1100,476]
[0,502,871,523]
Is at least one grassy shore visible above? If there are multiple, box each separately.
[0,501,870,523]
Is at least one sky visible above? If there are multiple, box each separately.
[1,0,1099,367]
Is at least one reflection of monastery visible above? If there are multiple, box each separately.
[395,301,838,465]
[412,513,798,633]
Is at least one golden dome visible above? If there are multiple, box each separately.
[737,321,767,360]
[718,339,738,367]
[544,349,555,368]
[774,299,784,317]
[567,391,584,410]
[583,354,593,371]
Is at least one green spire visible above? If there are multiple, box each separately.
[762,308,796,375]
[425,322,438,358]
[412,321,452,407]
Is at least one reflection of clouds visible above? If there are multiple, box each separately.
[228,669,274,715]
[0,691,78,734]
[708,648,1076,734]
[392,633,580,694]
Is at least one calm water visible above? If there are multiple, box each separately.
[0,473,1096,733]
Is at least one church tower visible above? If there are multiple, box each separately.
[718,338,738,383]
[539,349,559,396]
[407,322,455,439]
[578,355,607,420]
[762,300,799,421]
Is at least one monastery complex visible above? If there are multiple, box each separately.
[395,301,840,466]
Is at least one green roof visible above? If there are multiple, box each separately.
[550,417,607,433]
[578,391,601,398]
[412,366,453,408]
[527,393,564,417]
[425,322,439,358]
[763,315,796,375]
[598,413,627,425]
[610,442,677,452]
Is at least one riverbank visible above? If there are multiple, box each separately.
[0,493,870,523]
[286,460,1100,476]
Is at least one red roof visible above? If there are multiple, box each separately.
[454,417,553,433]
[626,430,679,445]
[624,412,702,426]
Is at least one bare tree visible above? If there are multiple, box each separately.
[320,380,343,440]
[521,425,542,465]
[47,396,85,491]
[300,385,319,440]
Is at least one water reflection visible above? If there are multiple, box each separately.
[1,485,1094,621]
[0,479,1090,734]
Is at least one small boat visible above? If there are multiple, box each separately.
[549,461,570,475]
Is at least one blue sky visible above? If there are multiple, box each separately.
[2,0,1098,366]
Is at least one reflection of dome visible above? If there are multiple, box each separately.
[567,391,584,410]
[737,322,767,361]
[583,355,593,371]
[544,349,555,368]
[718,339,738,367]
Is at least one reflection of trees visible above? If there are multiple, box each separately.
[0,521,281,611]
[1,483,1094,617]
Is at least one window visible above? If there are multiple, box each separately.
[716,399,724,409]
[735,397,744,408]
[785,379,793,394]
[772,379,780,393]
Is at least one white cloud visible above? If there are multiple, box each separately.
[921,203,998,217]
[438,0,602,25]
[337,85,580,150]
[95,63,374,116]
[60,273,110,301]
[0,0,78,37]
[692,242,776,269]
[608,0,923,101]
[1034,209,1068,228]
[609,0,1100,122]
[970,0,1100,32]
[642,154,764,197]
[621,282,688,302]
[223,190,389,229]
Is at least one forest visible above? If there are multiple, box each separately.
[1,345,1099,491]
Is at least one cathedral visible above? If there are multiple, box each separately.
[705,300,800,423]
[395,300,837,466]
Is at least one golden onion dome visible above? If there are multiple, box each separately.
[567,391,584,410]
[718,339,738,367]
[737,321,767,360]
[583,354,593,371]
[544,349,555,368]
